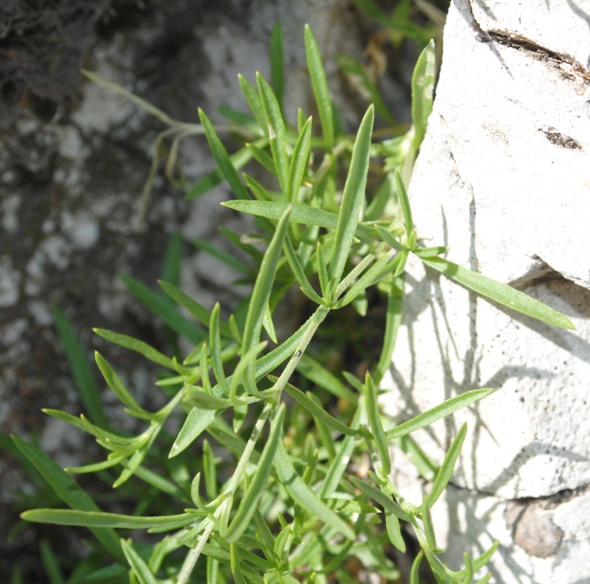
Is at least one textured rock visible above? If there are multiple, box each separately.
[384,0,590,581]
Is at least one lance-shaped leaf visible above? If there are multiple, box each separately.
[224,405,285,542]
[22,509,197,530]
[410,551,424,584]
[270,21,284,112]
[472,542,499,575]
[120,273,204,344]
[191,237,253,275]
[209,303,230,395]
[287,116,312,202]
[53,307,108,428]
[385,512,406,553]
[329,105,374,283]
[241,205,292,392]
[395,171,415,247]
[273,439,355,540]
[283,237,324,305]
[238,74,267,134]
[420,256,576,330]
[428,422,468,507]
[93,328,183,372]
[198,108,250,200]
[374,283,403,385]
[170,408,219,458]
[12,436,124,562]
[222,199,376,243]
[95,352,151,418]
[186,144,256,199]
[159,280,233,339]
[348,475,409,521]
[257,72,289,195]
[281,380,359,436]
[386,388,493,440]
[304,25,334,148]
[296,353,357,402]
[411,39,436,150]
[121,540,158,584]
[364,372,391,476]
[320,397,364,498]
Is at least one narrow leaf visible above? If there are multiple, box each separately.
[304,25,334,148]
[257,72,289,194]
[230,543,248,584]
[364,372,391,476]
[320,398,364,497]
[374,283,403,384]
[270,21,284,111]
[296,354,357,402]
[282,381,359,436]
[186,145,256,200]
[225,406,285,542]
[222,199,376,242]
[170,408,218,458]
[385,513,406,553]
[411,39,436,150]
[12,436,123,562]
[329,105,374,282]
[238,74,267,134]
[283,237,325,305]
[245,143,276,175]
[53,307,108,428]
[198,108,250,200]
[410,551,424,584]
[209,303,230,395]
[191,238,253,275]
[22,509,196,530]
[472,542,499,573]
[386,388,493,439]
[241,206,292,393]
[421,256,576,330]
[95,352,150,417]
[287,117,313,202]
[428,422,468,506]
[40,539,65,584]
[121,540,158,584]
[158,280,232,339]
[93,328,181,371]
[120,273,204,344]
[348,475,409,520]
[273,440,355,539]
[395,171,414,244]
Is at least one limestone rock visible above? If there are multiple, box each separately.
[385,0,590,581]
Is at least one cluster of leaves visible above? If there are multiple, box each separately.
[9,17,574,584]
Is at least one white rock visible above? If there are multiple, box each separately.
[384,0,590,580]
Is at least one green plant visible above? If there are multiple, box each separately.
[11,22,574,584]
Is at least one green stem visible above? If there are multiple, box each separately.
[261,305,330,399]
[177,518,215,584]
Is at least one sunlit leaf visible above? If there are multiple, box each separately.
[329,105,374,283]
[386,388,492,440]
[304,25,334,148]
[428,423,467,506]
[421,256,576,330]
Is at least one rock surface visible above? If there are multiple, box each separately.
[385,0,590,582]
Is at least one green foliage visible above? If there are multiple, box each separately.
[11,18,575,584]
